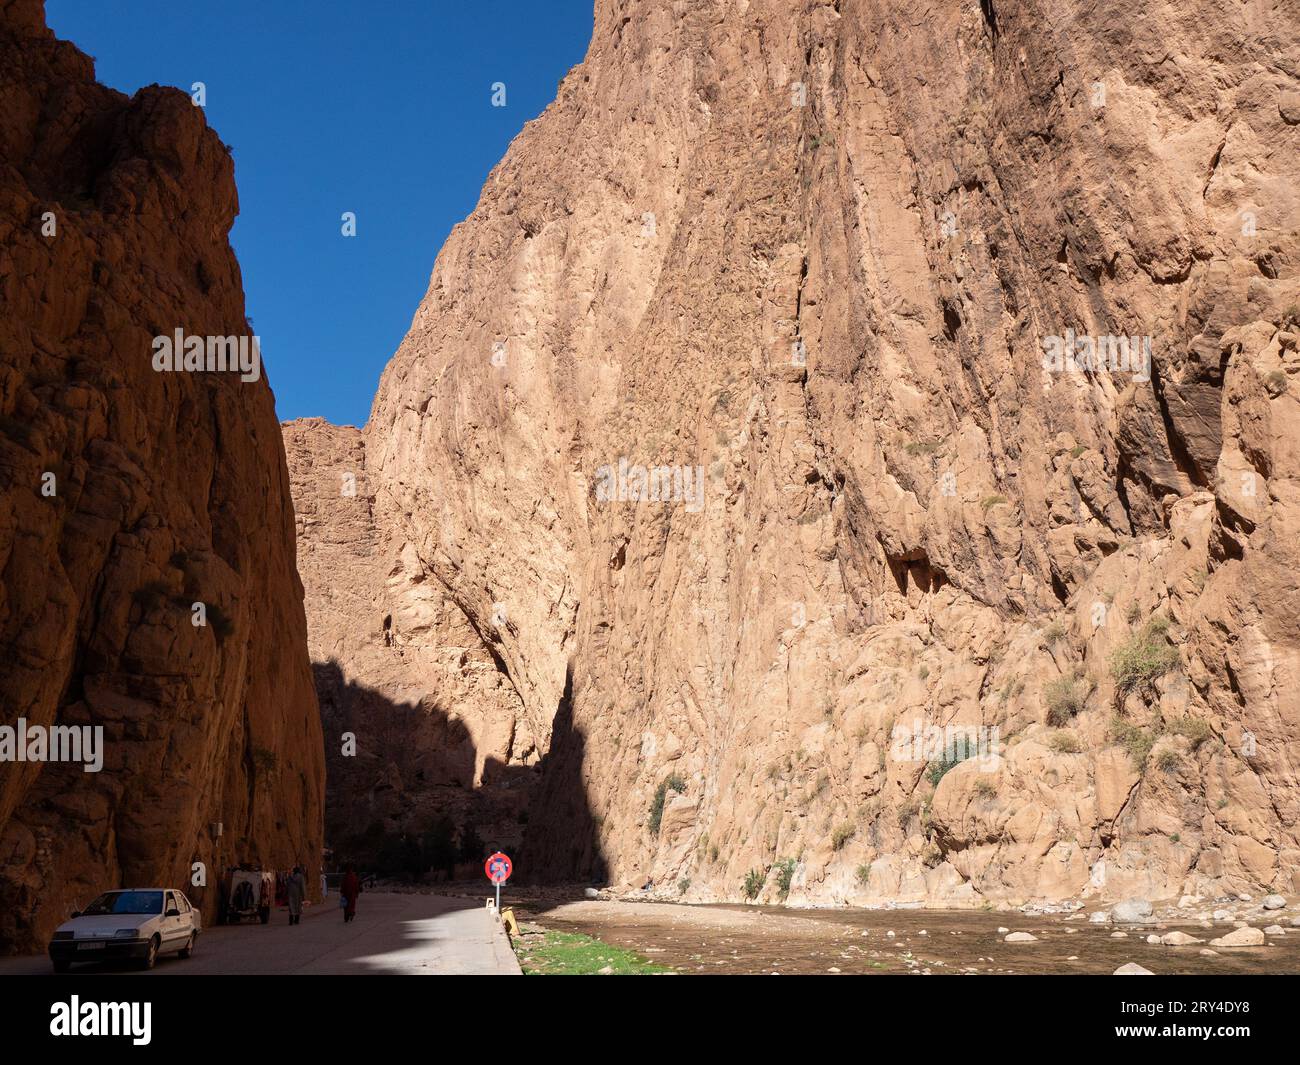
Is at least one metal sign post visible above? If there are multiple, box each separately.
[484,851,512,914]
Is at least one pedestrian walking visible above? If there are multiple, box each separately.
[287,865,307,925]
[341,864,361,923]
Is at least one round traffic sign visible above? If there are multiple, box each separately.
[484,852,512,885]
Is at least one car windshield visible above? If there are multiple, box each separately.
[81,891,164,916]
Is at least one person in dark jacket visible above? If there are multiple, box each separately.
[286,866,307,925]
[341,864,361,923]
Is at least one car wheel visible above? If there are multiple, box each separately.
[52,959,70,974]
[139,935,159,971]
[179,933,196,959]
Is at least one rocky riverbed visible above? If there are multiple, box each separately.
[513,893,1300,975]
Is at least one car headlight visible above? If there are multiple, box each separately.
[114,929,139,938]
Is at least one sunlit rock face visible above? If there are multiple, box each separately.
[334,0,1300,904]
[0,0,324,951]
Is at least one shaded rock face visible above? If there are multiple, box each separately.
[0,0,324,951]
[354,0,1300,903]
[282,419,537,870]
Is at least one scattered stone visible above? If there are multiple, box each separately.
[1161,931,1203,946]
[997,926,1009,934]
[1199,949,1219,957]
[1110,931,1129,938]
[1212,910,1233,921]
[596,965,614,975]
[1209,926,1265,947]
[1114,962,1154,975]
[1004,932,1038,943]
[1145,934,1161,944]
[1089,911,1111,925]
[584,887,601,899]
[1262,894,1286,910]
[1112,899,1153,923]
[1263,925,1286,936]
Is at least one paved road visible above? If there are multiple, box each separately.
[0,892,521,976]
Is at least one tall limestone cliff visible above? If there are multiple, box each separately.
[325,0,1299,904]
[0,0,324,950]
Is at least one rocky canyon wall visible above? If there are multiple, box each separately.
[283,418,536,869]
[330,0,1298,906]
[0,0,324,951]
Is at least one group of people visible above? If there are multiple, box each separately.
[283,864,362,925]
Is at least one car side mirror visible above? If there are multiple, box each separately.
[166,908,180,917]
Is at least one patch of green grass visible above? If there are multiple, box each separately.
[855,863,872,886]
[831,821,855,851]
[1170,716,1212,750]
[1049,730,1081,754]
[743,868,765,900]
[1110,715,1155,771]
[1111,614,1180,697]
[981,493,1009,511]
[1044,669,1095,727]
[516,930,671,975]
[648,773,687,836]
[774,857,796,900]
[905,441,941,458]
[1157,749,1181,775]
[1041,621,1068,646]
[972,777,998,799]
[926,739,978,786]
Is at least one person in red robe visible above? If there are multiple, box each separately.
[340,864,361,923]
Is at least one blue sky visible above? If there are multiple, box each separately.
[47,0,594,427]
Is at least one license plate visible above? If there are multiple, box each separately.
[78,941,106,950]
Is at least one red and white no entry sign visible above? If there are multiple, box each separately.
[484,852,512,885]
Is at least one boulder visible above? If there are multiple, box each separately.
[1209,926,1265,947]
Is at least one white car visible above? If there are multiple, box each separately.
[49,888,201,972]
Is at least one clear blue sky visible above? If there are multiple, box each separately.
[46,0,594,427]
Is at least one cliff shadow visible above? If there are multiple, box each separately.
[519,663,606,892]
[311,660,532,877]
